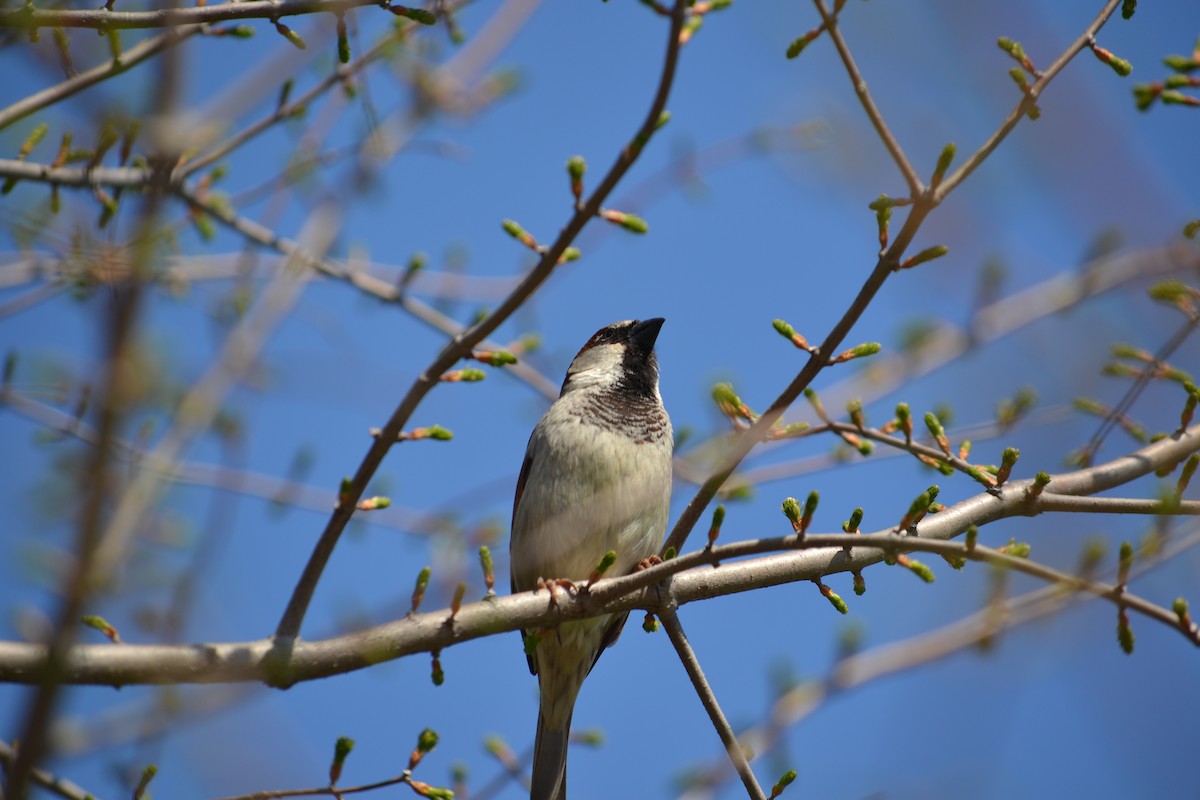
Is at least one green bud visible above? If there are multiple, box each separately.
[593,550,617,577]
[924,412,945,439]
[431,654,444,686]
[846,341,881,359]
[896,403,911,424]
[412,566,431,611]
[786,29,818,59]
[618,213,649,234]
[501,218,526,239]
[1148,280,1191,303]
[18,122,49,159]
[772,769,798,797]
[1173,597,1190,624]
[852,571,866,595]
[1117,617,1134,654]
[842,507,863,533]
[1001,538,1031,558]
[457,368,486,382]
[823,587,848,614]
[133,765,157,800]
[782,497,802,532]
[1121,0,1136,19]
[772,318,795,339]
[965,525,978,552]
[336,14,350,63]
[81,614,119,642]
[902,244,950,269]
[426,425,453,440]
[417,728,439,754]
[276,21,306,50]
[906,558,935,583]
[1106,54,1133,77]
[567,155,587,181]
[932,142,956,183]
[643,613,659,633]
[654,110,671,130]
[560,246,582,263]
[1178,453,1199,498]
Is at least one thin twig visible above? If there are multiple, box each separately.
[812,0,921,196]
[935,0,1123,199]
[0,26,203,131]
[0,0,381,30]
[659,607,767,800]
[1077,314,1200,464]
[0,740,98,800]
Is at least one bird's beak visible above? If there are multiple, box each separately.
[631,317,665,351]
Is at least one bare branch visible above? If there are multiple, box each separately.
[1,0,382,30]
[0,26,203,131]
[660,608,766,800]
[812,0,921,196]
[935,0,1123,199]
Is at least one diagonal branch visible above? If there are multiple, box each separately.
[659,607,766,800]
[812,0,921,196]
[935,0,1122,199]
[0,26,203,131]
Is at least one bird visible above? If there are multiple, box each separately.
[510,318,673,800]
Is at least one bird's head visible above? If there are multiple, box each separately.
[560,318,665,398]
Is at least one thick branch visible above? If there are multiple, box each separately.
[1,425,1196,687]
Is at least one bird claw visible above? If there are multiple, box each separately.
[537,577,578,608]
[635,555,663,571]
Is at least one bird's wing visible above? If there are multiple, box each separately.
[511,450,538,675]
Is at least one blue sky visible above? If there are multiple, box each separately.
[2,1,1200,798]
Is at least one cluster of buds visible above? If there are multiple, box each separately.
[1133,34,1200,110]
[781,491,818,538]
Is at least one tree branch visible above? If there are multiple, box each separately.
[659,608,766,800]
[812,0,921,196]
[1,425,1195,687]
[0,26,203,131]
[0,0,382,30]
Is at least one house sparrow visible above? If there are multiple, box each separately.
[510,318,673,800]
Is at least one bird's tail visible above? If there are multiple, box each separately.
[531,707,572,800]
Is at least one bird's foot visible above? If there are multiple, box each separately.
[537,577,578,608]
[635,555,663,571]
